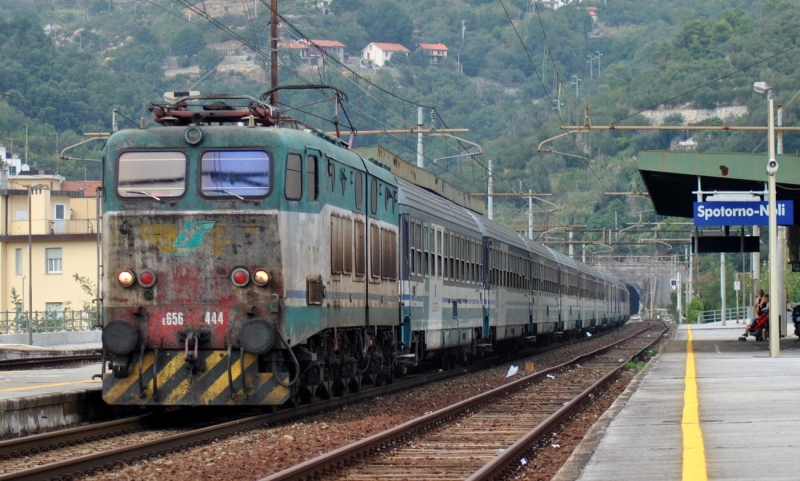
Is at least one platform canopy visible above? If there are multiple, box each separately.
[638,150,800,220]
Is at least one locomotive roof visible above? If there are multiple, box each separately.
[396,178,482,236]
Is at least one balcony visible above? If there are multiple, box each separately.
[9,219,97,236]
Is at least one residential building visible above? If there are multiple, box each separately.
[416,43,449,65]
[361,42,410,67]
[280,39,346,66]
[539,0,582,10]
[0,170,100,314]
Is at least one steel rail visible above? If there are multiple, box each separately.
[468,321,667,480]
[0,325,629,481]
[258,322,656,481]
[0,354,101,371]
[0,415,150,459]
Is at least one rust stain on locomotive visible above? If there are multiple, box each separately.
[105,213,283,351]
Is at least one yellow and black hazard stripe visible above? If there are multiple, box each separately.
[102,350,291,406]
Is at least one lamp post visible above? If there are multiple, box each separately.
[27,184,42,345]
[595,51,603,77]
[754,81,779,357]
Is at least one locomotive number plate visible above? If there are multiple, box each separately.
[204,311,224,325]
[162,312,185,325]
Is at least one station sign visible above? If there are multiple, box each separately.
[693,201,794,226]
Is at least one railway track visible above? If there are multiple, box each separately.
[0,325,633,481]
[260,321,667,481]
[0,354,102,371]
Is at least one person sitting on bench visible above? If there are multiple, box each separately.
[740,294,769,342]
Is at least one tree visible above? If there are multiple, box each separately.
[171,27,206,57]
[359,2,413,47]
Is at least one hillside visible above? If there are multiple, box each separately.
[0,0,798,282]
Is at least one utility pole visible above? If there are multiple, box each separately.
[487,160,493,220]
[458,20,465,74]
[572,75,581,98]
[270,0,278,107]
[528,189,533,240]
[417,107,424,168]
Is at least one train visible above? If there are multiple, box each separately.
[99,91,633,407]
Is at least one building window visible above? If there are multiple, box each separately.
[46,248,62,274]
[15,248,22,275]
[45,302,63,319]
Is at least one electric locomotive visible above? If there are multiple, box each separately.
[99,91,631,407]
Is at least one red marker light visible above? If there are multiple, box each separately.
[138,269,157,288]
[231,268,250,287]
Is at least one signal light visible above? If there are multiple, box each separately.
[231,268,250,287]
[117,270,135,287]
[138,269,157,288]
[253,269,271,286]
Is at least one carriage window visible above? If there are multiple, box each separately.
[343,218,353,274]
[118,151,186,198]
[381,228,397,280]
[285,153,302,200]
[355,220,365,276]
[307,155,318,201]
[370,178,378,215]
[370,223,381,279]
[201,150,270,198]
[355,172,363,210]
[331,216,343,274]
[436,230,442,279]
[423,226,429,276]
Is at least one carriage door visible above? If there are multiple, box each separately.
[366,174,383,327]
[527,257,534,335]
[482,240,491,340]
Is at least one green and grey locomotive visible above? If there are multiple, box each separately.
[99,92,631,407]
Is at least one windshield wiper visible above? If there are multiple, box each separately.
[206,188,246,200]
[223,189,245,200]
[130,191,162,202]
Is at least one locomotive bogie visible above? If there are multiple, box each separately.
[102,349,292,405]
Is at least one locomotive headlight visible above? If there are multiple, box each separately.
[117,269,135,287]
[252,269,271,286]
[231,267,250,287]
[138,269,157,288]
[184,126,203,145]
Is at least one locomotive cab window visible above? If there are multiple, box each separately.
[307,155,318,201]
[285,153,302,200]
[118,151,186,198]
[370,178,378,215]
[201,150,270,198]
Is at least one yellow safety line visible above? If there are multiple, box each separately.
[0,379,99,393]
[682,325,707,480]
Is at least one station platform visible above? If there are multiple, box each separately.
[0,343,110,438]
[556,320,800,481]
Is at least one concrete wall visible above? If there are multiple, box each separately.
[0,329,100,349]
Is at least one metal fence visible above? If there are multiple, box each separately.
[697,306,752,324]
[0,310,99,335]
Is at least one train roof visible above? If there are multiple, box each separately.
[396,178,482,236]
[466,211,532,252]
[520,237,558,263]
[547,247,580,273]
